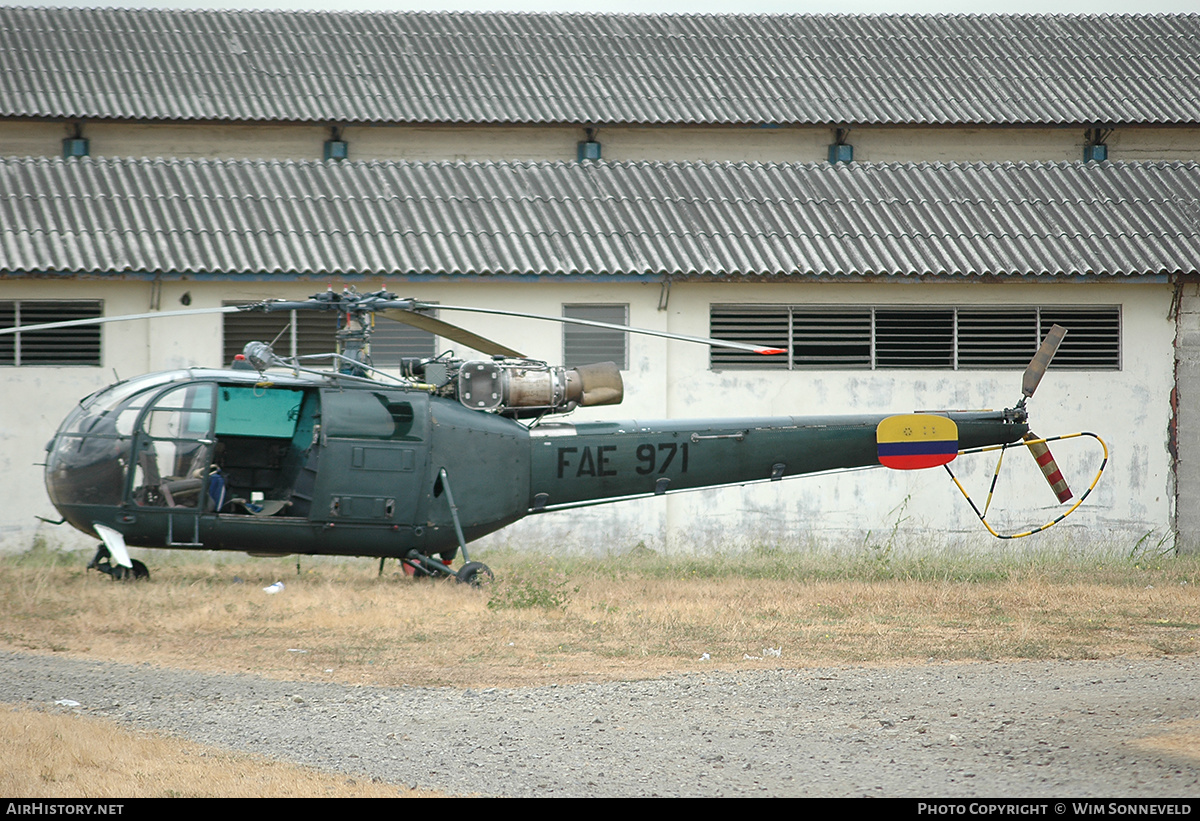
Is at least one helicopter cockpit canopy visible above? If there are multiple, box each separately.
[46,371,193,509]
[45,370,314,515]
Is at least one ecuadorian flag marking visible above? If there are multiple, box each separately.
[876,414,959,470]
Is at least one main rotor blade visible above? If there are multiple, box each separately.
[379,309,525,358]
[0,306,243,336]
[1022,324,1067,399]
[417,303,787,355]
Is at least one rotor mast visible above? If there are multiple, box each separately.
[246,288,401,376]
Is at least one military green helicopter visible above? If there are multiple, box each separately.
[6,290,1105,583]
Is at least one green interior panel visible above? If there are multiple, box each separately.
[215,387,304,438]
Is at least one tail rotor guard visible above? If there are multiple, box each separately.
[946,432,1108,539]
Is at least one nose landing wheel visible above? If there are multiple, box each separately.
[87,543,150,581]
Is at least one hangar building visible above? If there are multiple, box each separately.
[2,9,1199,553]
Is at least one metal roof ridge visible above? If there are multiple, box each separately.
[9,8,1199,19]
[6,156,1199,173]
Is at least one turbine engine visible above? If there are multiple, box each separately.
[401,357,623,418]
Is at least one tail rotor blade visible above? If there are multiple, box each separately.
[1022,324,1067,399]
[1024,431,1073,504]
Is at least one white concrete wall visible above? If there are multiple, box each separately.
[6,121,1200,164]
[1173,281,1200,554]
[2,276,1173,557]
[2,118,1192,557]
[480,278,1177,555]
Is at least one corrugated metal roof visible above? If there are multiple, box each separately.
[1,156,1196,278]
[1,8,1198,126]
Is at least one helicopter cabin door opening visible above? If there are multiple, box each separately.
[130,382,217,544]
[105,377,434,529]
[126,381,319,532]
[209,385,317,518]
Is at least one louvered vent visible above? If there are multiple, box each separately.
[875,309,953,370]
[370,308,438,367]
[0,300,101,366]
[1040,308,1121,370]
[710,305,790,370]
[563,304,628,369]
[957,309,1041,368]
[222,307,337,365]
[791,308,872,369]
[711,304,1120,371]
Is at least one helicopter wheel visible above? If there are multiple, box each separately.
[88,544,150,581]
[124,559,151,581]
[108,558,150,582]
[455,562,493,587]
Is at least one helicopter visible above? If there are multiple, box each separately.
[5,289,1105,584]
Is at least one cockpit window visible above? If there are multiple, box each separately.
[322,391,423,441]
[84,372,183,414]
[62,372,183,437]
[47,373,187,509]
[144,383,215,439]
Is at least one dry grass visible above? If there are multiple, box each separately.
[0,704,441,798]
[3,544,1198,688]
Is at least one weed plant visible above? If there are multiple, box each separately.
[486,561,578,610]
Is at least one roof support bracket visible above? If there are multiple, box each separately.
[1084,127,1112,163]
[578,126,601,162]
[325,125,349,161]
[62,120,89,159]
[828,127,853,164]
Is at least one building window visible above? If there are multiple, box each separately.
[710,305,1120,371]
[563,304,628,370]
[223,304,437,368]
[0,300,102,366]
[223,306,338,365]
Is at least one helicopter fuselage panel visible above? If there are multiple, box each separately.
[527,411,1028,511]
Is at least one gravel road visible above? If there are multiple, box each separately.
[3,651,1199,797]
